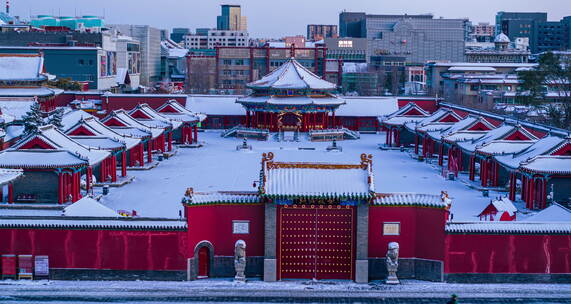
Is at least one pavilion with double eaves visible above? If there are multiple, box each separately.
[236,58,345,132]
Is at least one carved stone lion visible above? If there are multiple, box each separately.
[234,240,246,282]
[386,242,400,284]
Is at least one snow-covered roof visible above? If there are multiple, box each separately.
[335,97,398,117]
[0,87,62,97]
[373,193,447,208]
[4,125,24,142]
[519,156,571,175]
[237,95,345,107]
[0,100,34,121]
[247,58,337,91]
[475,140,535,156]
[70,136,125,151]
[457,125,520,153]
[103,110,163,139]
[495,136,565,169]
[439,116,495,140]
[0,54,45,82]
[62,110,141,150]
[494,32,510,43]
[129,103,181,129]
[63,196,119,217]
[0,149,87,169]
[446,222,571,234]
[0,218,187,230]
[386,102,430,118]
[488,197,517,216]
[13,125,110,166]
[186,191,260,205]
[186,95,244,116]
[448,66,497,72]
[157,99,206,123]
[523,204,571,222]
[0,168,23,186]
[381,116,426,127]
[261,154,374,199]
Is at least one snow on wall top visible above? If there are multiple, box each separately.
[335,97,398,117]
[186,191,260,205]
[247,58,337,90]
[0,217,187,230]
[0,87,62,97]
[0,168,22,186]
[237,96,345,107]
[446,222,571,234]
[0,149,87,169]
[63,196,119,217]
[519,156,571,175]
[0,54,45,81]
[13,125,110,166]
[186,95,244,116]
[373,193,447,208]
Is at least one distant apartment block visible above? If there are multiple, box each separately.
[217,4,247,31]
[307,24,338,41]
[184,30,249,49]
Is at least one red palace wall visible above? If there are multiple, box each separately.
[0,228,188,271]
[185,204,265,257]
[368,206,446,261]
[54,93,187,112]
[444,233,571,274]
[397,99,439,113]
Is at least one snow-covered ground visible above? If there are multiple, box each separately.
[99,131,503,221]
[1,279,570,301]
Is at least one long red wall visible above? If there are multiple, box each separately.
[445,233,571,274]
[185,204,265,257]
[368,206,446,261]
[0,228,188,271]
[55,93,187,112]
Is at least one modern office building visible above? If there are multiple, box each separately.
[111,25,162,86]
[307,24,338,41]
[532,16,571,53]
[184,29,249,49]
[217,4,247,31]
[30,15,104,32]
[339,12,366,38]
[324,37,367,63]
[495,12,546,49]
[170,28,191,44]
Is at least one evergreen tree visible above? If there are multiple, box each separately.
[21,101,45,135]
[48,108,65,130]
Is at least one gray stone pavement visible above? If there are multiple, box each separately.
[0,279,571,303]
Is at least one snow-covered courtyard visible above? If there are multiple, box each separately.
[99,131,505,221]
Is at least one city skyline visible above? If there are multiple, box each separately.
[10,0,571,38]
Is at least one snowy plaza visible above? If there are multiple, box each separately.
[100,131,501,221]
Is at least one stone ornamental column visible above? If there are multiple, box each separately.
[355,202,369,283]
[263,202,277,282]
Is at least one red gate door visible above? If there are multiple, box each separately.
[197,247,210,278]
[278,204,354,280]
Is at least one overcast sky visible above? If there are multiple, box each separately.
[10,0,571,38]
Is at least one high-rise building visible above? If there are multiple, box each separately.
[307,24,338,41]
[471,22,495,42]
[339,12,366,38]
[532,16,571,53]
[217,4,247,31]
[495,12,547,42]
[171,28,190,44]
[111,24,162,85]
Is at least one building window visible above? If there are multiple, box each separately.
[232,221,250,234]
[338,40,353,48]
[78,59,85,66]
[383,222,400,236]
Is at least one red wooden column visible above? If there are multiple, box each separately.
[542,177,548,209]
[414,135,419,154]
[395,128,401,147]
[58,171,63,204]
[528,177,536,209]
[121,151,127,177]
[388,127,393,147]
[7,183,13,204]
[167,132,173,152]
[147,139,153,163]
[194,126,198,144]
[139,143,145,166]
[480,159,487,187]
[86,166,92,192]
[438,144,444,166]
[521,175,527,202]
[111,155,117,182]
[508,173,516,201]
[469,155,476,181]
[332,111,336,128]
[99,159,106,183]
[71,172,77,202]
[246,111,250,127]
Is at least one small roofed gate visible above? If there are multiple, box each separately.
[278,204,356,280]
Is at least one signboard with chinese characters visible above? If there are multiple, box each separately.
[383,222,400,236]
[34,255,49,277]
[233,221,250,234]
